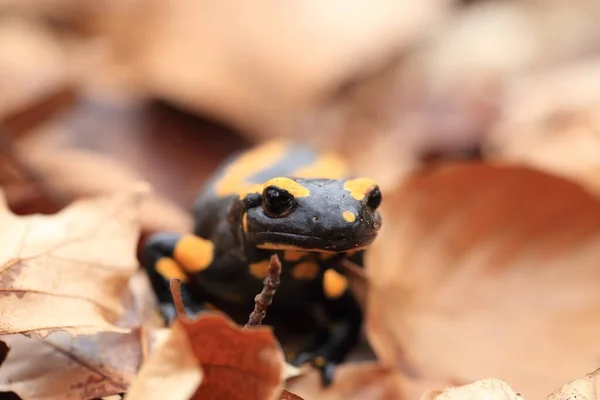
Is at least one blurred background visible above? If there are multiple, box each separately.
[1,0,600,221]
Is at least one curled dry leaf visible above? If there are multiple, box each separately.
[547,368,600,400]
[8,142,192,234]
[0,186,145,337]
[126,312,286,400]
[125,321,202,400]
[285,362,404,400]
[483,58,600,195]
[183,313,285,400]
[423,379,522,400]
[366,163,600,399]
[0,269,164,400]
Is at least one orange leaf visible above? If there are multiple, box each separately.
[285,362,405,400]
[183,313,285,400]
[0,186,145,337]
[366,163,600,399]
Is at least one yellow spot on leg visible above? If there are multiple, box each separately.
[249,260,270,278]
[174,235,214,273]
[263,177,310,197]
[342,211,356,222]
[344,178,377,200]
[284,250,306,262]
[292,261,320,279]
[242,213,249,232]
[323,269,348,299]
[156,257,189,282]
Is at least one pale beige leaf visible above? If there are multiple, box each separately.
[0,268,164,400]
[125,322,202,400]
[285,362,405,400]
[484,58,600,195]
[0,186,146,337]
[547,368,600,400]
[366,163,600,399]
[11,142,192,234]
[431,379,523,400]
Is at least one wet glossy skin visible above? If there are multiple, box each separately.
[142,140,382,385]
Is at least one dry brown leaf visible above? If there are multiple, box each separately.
[0,186,145,337]
[183,313,285,400]
[125,322,202,400]
[366,163,600,399]
[0,269,163,400]
[483,58,600,195]
[285,362,405,400]
[8,142,192,234]
[423,379,522,400]
[547,368,600,400]
[0,16,69,118]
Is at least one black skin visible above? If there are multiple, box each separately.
[141,146,382,386]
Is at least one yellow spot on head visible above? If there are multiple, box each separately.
[257,242,339,253]
[342,211,356,223]
[174,235,214,273]
[284,250,306,262]
[314,356,327,367]
[344,178,377,200]
[249,260,270,278]
[215,140,289,197]
[156,258,189,282]
[263,177,310,198]
[323,269,348,299]
[291,261,320,279]
[292,153,350,179]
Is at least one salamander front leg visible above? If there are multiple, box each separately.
[293,269,362,386]
[141,232,216,322]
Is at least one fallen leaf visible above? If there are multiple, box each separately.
[483,58,600,195]
[547,368,600,400]
[426,379,522,400]
[366,163,600,399]
[184,313,285,400]
[8,142,192,234]
[125,321,202,400]
[0,185,145,337]
[285,362,405,400]
[0,269,163,400]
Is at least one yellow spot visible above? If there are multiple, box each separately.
[174,235,214,273]
[202,302,218,310]
[221,292,245,304]
[156,258,189,282]
[249,260,270,278]
[215,140,289,197]
[292,153,350,179]
[257,242,342,253]
[284,250,306,262]
[314,356,327,367]
[263,177,310,198]
[342,211,356,223]
[344,178,377,200]
[346,250,359,257]
[323,269,348,299]
[291,261,320,279]
[319,253,336,261]
[242,213,249,232]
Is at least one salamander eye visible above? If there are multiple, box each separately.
[367,186,382,210]
[262,186,294,217]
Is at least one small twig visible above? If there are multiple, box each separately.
[169,279,187,319]
[245,254,282,328]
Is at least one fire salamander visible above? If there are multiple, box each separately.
[141,140,382,385]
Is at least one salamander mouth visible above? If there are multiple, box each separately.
[251,231,378,252]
